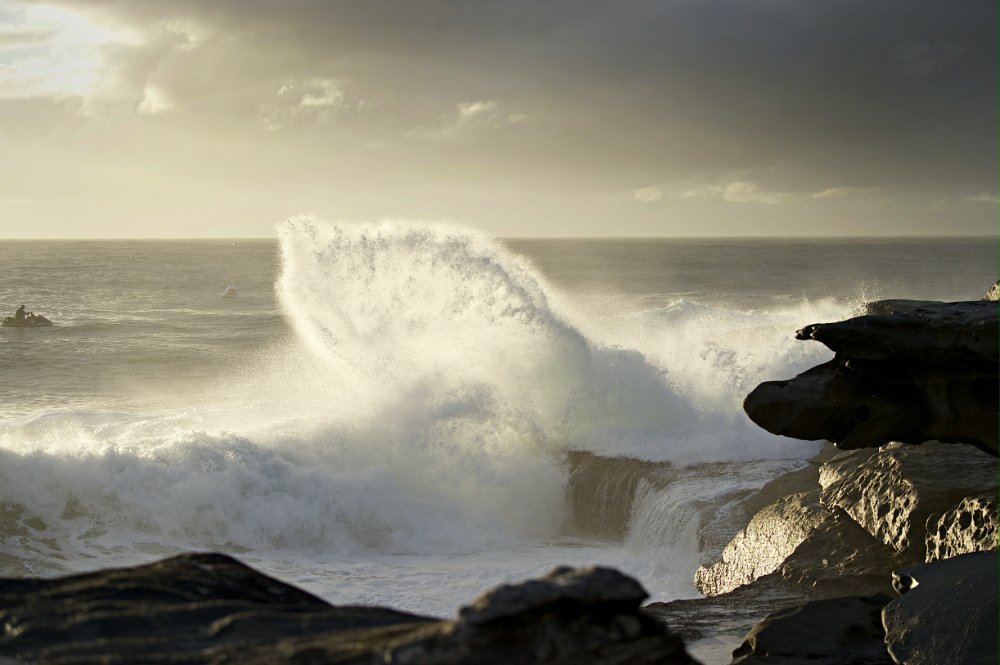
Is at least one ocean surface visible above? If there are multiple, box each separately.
[0,224,995,660]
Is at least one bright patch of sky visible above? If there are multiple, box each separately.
[0,2,137,101]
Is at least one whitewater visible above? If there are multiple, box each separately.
[0,223,994,624]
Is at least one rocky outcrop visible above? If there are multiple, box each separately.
[722,552,1000,665]
[677,436,998,662]
[883,551,998,665]
[695,492,829,596]
[694,490,899,597]
[819,442,998,561]
[0,553,695,665]
[925,495,999,562]
[744,299,999,456]
[984,280,999,301]
[730,594,893,665]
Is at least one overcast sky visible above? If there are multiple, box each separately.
[0,0,996,237]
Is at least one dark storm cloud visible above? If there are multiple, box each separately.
[69,0,992,191]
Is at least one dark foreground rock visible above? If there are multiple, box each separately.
[744,299,999,456]
[883,551,998,665]
[0,553,696,665]
[730,594,893,665]
[716,552,1000,665]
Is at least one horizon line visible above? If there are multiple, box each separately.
[0,233,997,241]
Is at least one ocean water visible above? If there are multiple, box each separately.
[0,225,995,640]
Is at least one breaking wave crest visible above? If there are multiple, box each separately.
[0,219,853,579]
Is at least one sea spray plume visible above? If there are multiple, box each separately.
[274,218,830,463]
[276,218,584,383]
[275,218,688,455]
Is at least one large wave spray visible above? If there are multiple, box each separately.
[0,220,849,584]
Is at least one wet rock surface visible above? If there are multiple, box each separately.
[744,299,999,456]
[883,551,999,665]
[0,553,696,665]
[645,576,827,660]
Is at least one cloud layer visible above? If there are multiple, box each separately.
[0,0,996,236]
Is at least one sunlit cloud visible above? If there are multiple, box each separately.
[0,2,139,104]
[136,84,172,115]
[633,186,663,203]
[721,181,784,204]
[810,186,885,201]
[636,179,787,205]
[258,78,346,130]
[407,99,527,140]
[967,193,999,205]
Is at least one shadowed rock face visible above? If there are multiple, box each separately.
[730,594,893,665]
[744,299,999,456]
[884,551,999,665]
[0,553,696,665]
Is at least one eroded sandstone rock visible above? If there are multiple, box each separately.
[819,442,998,561]
[695,492,828,596]
[925,495,999,562]
[984,280,999,301]
[695,490,899,597]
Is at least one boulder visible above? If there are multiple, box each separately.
[883,551,998,665]
[695,492,828,596]
[645,576,832,664]
[0,553,695,665]
[730,594,893,665]
[744,299,999,456]
[925,495,999,562]
[819,442,998,561]
[696,490,900,598]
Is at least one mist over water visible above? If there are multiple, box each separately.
[0,226,994,615]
